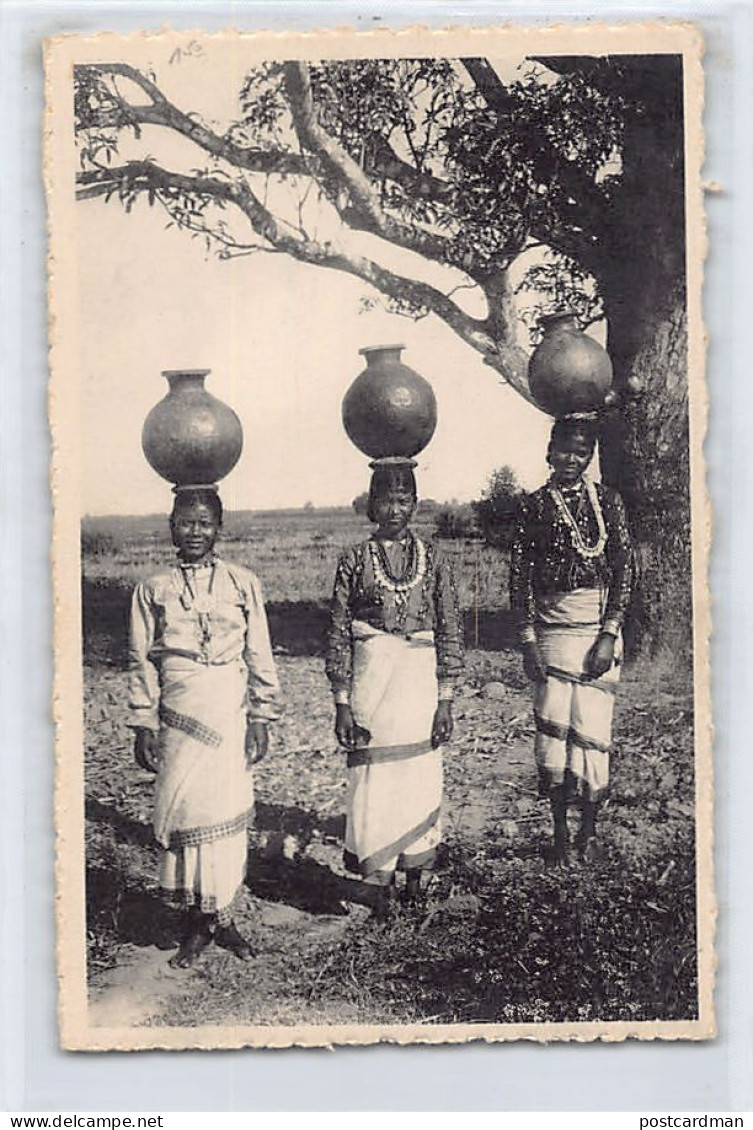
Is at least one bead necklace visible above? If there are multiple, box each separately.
[548,477,607,560]
[370,532,426,616]
[177,555,218,660]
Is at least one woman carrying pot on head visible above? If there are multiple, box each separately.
[325,459,464,919]
[509,415,634,863]
[129,486,282,967]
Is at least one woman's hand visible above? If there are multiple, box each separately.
[431,701,453,748]
[245,721,269,766]
[334,704,371,751]
[522,640,547,683]
[134,727,160,773]
[585,632,615,679]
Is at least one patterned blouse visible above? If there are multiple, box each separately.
[509,479,634,637]
[325,533,464,699]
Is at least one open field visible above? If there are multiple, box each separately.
[81,508,698,1029]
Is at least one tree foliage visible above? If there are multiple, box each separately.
[434,502,479,541]
[352,491,370,517]
[73,53,659,402]
[74,50,691,644]
[473,465,523,549]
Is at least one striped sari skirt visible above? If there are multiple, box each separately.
[153,657,254,924]
[343,620,443,885]
[533,588,622,804]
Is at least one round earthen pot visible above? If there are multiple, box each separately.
[528,313,613,417]
[142,370,243,486]
[342,345,437,459]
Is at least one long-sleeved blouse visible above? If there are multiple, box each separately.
[509,479,634,637]
[128,557,281,731]
[325,533,464,698]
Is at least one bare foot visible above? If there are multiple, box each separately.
[215,921,254,961]
[370,886,397,923]
[549,843,571,869]
[548,825,571,868]
[402,875,425,909]
[575,837,603,864]
[168,922,214,969]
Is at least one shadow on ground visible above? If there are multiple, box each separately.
[86,797,155,847]
[87,796,344,851]
[82,578,131,667]
[246,851,371,915]
[82,575,519,666]
[462,607,517,651]
[85,794,372,959]
[266,601,330,657]
[86,866,183,954]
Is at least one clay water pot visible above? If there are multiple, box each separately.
[142,370,243,486]
[342,345,437,459]
[528,313,613,417]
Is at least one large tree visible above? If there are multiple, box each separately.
[74,52,690,636]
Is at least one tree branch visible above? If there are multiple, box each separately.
[365,136,453,201]
[345,258,530,399]
[476,264,519,344]
[75,62,310,177]
[76,156,531,400]
[282,61,454,265]
[461,57,607,262]
[79,61,464,264]
[76,162,238,205]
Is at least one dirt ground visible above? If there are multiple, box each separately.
[84,644,696,1030]
[80,511,697,1030]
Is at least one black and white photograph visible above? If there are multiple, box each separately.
[46,22,711,1050]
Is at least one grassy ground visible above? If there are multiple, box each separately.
[82,508,697,1029]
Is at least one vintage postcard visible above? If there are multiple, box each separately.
[46,22,712,1051]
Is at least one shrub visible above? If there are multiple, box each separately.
[434,503,479,540]
[352,491,370,516]
[81,528,120,558]
[473,466,522,550]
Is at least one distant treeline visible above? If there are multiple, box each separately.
[82,471,524,559]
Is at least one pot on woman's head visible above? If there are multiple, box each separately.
[342,346,437,460]
[142,370,243,487]
[528,313,613,417]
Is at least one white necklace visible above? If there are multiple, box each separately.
[548,478,607,560]
[370,534,426,597]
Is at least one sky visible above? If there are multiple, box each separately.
[72,44,598,516]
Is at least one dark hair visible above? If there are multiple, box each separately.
[366,464,417,524]
[170,487,223,526]
[547,416,598,464]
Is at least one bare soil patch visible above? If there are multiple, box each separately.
[82,512,697,1029]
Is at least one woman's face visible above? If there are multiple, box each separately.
[549,436,594,487]
[171,502,220,563]
[372,488,416,539]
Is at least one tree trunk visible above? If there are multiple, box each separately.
[594,56,691,649]
[600,277,688,537]
[600,278,691,653]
